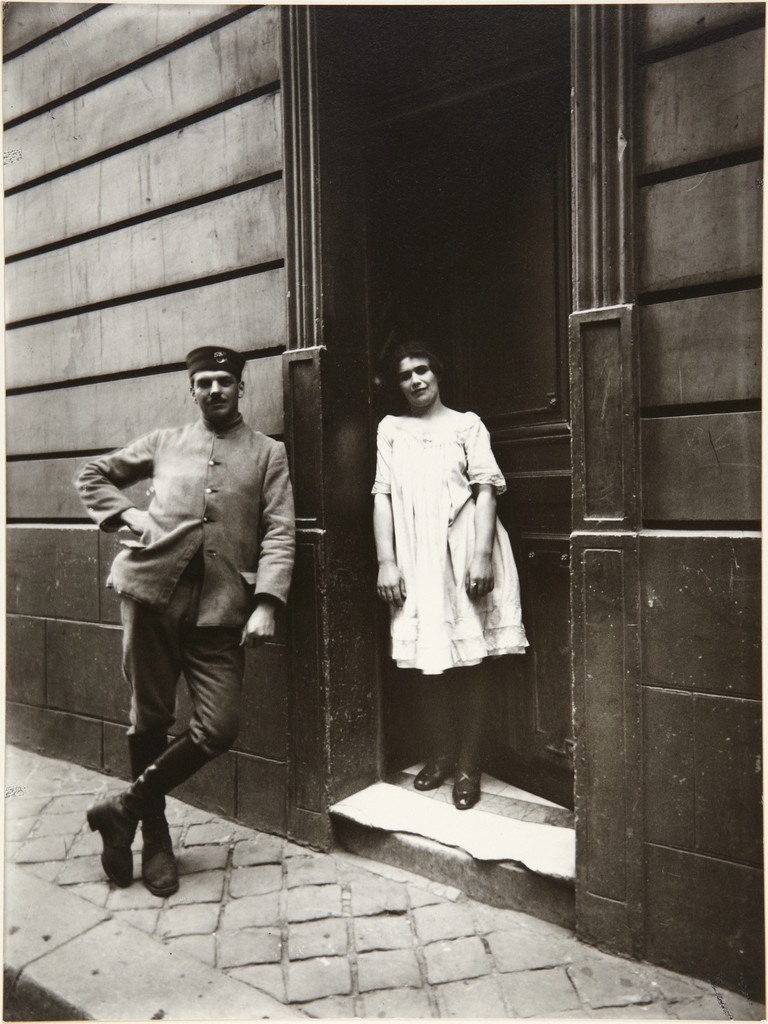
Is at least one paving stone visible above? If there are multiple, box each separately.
[300,995,357,1018]
[4,796,49,820]
[488,928,577,972]
[413,901,476,944]
[500,966,583,1016]
[424,936,490,985]
[177,843,229,874]
[286,957,353,1002]
[339,851,459,899]
[357,949,422,993]
[591,1004,677,1018]
[409,884,444,909]
[647,967,711,1004]
[218,926,282,969]
[336,861,380,884]
[112,908,162,934]
[349,877,408,916]
[229,864,283,898]
[108,883,169,911]
[166,803,215,826]
[3,798,45,823]
[168,824,184,845]
[362,986,434,1018]
[22,860,62,883]
[159,902,219,938]
[185,821,238,845]
[15,834,69,863]
[5,864,110,970]
[45,794,93,815]
[672,992,764,1021]
[709,989,764,1021]
[568,960,654,1009]
[226,824,262,843]
[66,882,110,907]
[67,830,104,858]
[228,963,287,1001]
[287,884,343,922]
[504,910,575,940]
[286,853,338,888]
[284,839,310,857]
[435,975,508,1018]
[470,901,528,935]
[544,1012,597,1018]
[232,834,284,866]
[354,914,414,953]
[30,810,84,838]
[166,868,225,905]
[220,892,281,930]
[288,918,349,960]
[163,932,216,967]
[6,817,37,841]
[58,854,112,885]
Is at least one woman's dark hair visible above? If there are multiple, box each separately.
[385,343,445,389]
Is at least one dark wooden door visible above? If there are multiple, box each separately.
[363,11,573,807]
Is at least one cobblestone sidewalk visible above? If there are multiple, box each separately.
[4,746,763,1019]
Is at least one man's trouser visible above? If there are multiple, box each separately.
[119,551,245,756]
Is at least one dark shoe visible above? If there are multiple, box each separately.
[414,755,454,791]
[453,769,482,810]
[86,792,139,887]
[141,815,178,897]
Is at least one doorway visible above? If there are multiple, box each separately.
[324,7,574,809]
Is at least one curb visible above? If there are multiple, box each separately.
[4,864,305,1021]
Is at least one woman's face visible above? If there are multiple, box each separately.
[397,356,441,412]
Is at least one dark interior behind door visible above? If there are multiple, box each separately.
[353,8,574,807]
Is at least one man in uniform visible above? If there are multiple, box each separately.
[76,346,295,896]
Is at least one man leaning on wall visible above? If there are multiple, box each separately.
[74,347,295,897]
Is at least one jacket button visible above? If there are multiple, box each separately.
[202,517,208,523]
[208,460,215,467]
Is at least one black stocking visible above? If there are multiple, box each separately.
[418,674,458,764]
[456,669,491,774]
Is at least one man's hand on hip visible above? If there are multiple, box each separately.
[122,508,149,537]
[241,600,277,647]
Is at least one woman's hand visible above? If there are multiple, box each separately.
[377,560,407,607]
[466,553,494,599]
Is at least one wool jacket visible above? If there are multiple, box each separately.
[76,414,295,627]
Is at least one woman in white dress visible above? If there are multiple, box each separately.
[373,345,528,809]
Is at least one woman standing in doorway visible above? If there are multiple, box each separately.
[372,344,528,810]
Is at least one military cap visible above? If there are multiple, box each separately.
[186,346,246,380]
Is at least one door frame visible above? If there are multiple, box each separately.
[281,2,646,960]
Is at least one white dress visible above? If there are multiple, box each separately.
[372,411,528,675]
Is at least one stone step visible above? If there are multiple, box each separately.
[330,772,575,930]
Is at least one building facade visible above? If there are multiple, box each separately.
[5,2,763,998]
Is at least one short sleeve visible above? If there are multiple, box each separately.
[464,414,507,495]
[371,418,393,495]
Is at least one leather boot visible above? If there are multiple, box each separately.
[140,813,178,897]
[86,791,139,887]
[88,733,214,890]
[129,733,179,897]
